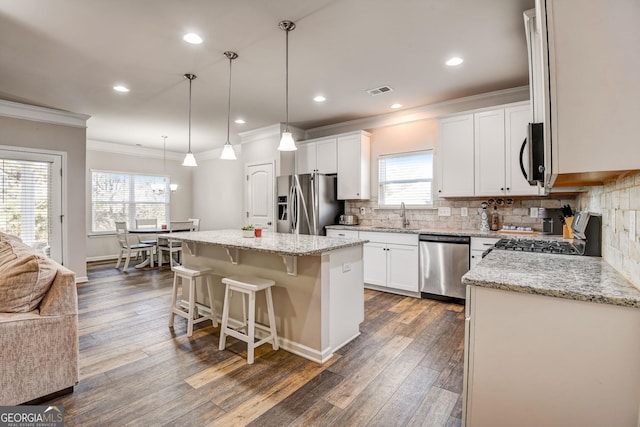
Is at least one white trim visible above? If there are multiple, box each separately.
[86,255,118,262]
[0,99,90,128]
[75,276,89,284]
[305,86,530,138]
[87,139,184,160]
[0,145,68,267]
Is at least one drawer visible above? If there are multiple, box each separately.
[359,231,418,246]
[471,237,500,251]
[326,229,359,239]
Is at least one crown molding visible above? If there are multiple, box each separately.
[0,99,90,128]
[87,139,184,160]
[305,86,530,138]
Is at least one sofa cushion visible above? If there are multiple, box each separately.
[0,234,57,313]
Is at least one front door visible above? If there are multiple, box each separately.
[245,162,274,231]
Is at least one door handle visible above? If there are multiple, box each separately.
[519,137,528,180]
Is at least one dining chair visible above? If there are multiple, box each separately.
[135,218,159,253]
[114,221,154,271]
[158,221,195,267]
[187,218,200,231]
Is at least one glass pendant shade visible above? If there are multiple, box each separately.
[182,152,197,167]
[220,143,237,160]
[277,131,297,151]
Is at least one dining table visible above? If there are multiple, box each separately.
[129,226,193,268]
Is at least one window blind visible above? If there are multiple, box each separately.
[378,151,433,206]
[0,158,52,249]
[91,170,169,233]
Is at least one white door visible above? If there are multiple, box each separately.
[0,148,64,263]
[337,134,362,199]
[363,242,387,287]
[295,142,316,175]
[505,104,542,196]
[245,162,274,231]
[315,137,337,174]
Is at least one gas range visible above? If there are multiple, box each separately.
[492,238,580,255]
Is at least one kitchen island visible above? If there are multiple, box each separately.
[168,229,366,363]
[461,250,640,427]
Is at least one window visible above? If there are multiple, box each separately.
[378,151,433,207]
[91,170,169,233]
[0,149,63,262]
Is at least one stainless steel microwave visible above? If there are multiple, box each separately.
[518,122,545,185]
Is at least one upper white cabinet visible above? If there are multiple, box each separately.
[439,102,542,198]
[296,137,337,175]
[337,131,371,200]
[437,114,475,197]
[531,1,640,186]
[475,104,542,197]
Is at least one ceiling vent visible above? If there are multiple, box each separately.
[366,85,393,96]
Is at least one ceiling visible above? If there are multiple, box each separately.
[0,0,534,153]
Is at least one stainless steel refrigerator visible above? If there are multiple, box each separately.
[276,174,343,236]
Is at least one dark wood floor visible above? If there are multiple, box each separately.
[45,261,465,426]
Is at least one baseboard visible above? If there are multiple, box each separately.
[86,255,118,262]
[224,318,332,364]
[21,386,74,405]
[75,276,88,284]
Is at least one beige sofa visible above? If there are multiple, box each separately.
[0,232,79,405]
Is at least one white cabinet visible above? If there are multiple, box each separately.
[437,114,475,197]
[439,103,542,198]
[474,110,506,196]
[326,229,359,239]
[474,105,542,197]
[337,131,370,200]
[531,1,640,186]
[464,286,640,427]
[360,231,419,294]
[296,137,337,175]
[469,237,500,270]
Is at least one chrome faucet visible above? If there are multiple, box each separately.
[400,202,409,228]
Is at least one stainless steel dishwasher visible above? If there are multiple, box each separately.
[419,234,470,303]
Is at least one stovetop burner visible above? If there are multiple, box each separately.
[493,238,579,255]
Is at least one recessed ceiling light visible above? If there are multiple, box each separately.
[313,95,326,102]
[446,57,464,66]
[113,85,130,93]
[391,103,403,109]
[234,118,246,124]
[183,33,203,44]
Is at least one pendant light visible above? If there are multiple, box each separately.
[162,135,178,192]
[182,73,198,166]
[220,51,238,160]
[277,20,297,151]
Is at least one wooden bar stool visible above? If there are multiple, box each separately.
[218,275,279,364]
[169,265,217,337]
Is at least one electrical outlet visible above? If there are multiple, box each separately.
[461,207,468,217]
[530,207,539,218]
[438,207,451,217]
[342,263,351,273]
[359,207,366,215]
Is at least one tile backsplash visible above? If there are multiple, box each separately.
[578,173,640,286]
[345,195,578,231]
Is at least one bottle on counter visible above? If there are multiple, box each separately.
[490,206,500,231]
[480,203,490,232]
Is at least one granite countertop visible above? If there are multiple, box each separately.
[463,250,640,308]
[326,224,566,240]
[167,229,366,257]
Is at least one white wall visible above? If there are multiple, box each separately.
[85,148,193,260]
[0,111,88,281]
[192,156,244,231]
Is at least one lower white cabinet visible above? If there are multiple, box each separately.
[469,237,500,270]
[464,286,640,427]
[360,231,419,293]
[326,229,359,239]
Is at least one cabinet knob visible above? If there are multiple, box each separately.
[500,187,504,191]
[506,187,510,191]
[438,190,442,193]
